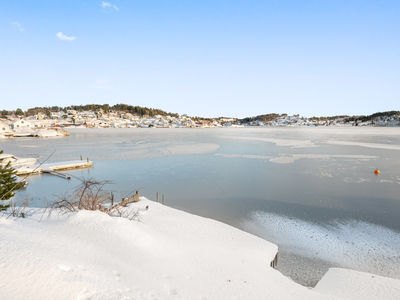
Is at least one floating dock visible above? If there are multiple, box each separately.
[15,160,93,179]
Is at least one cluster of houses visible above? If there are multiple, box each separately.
[367,115,400,127]
[56,109,237,128]
[0,118,64,138]
[1,110,399,138]
[251,115,330,126]
[249,115,400,127]
[0,109,241,138]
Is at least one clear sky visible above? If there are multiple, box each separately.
[1,1,399,118]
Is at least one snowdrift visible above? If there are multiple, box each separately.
[1,198,400,300]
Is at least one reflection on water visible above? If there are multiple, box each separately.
[3,127,400,286]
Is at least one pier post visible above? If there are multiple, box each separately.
[162,194,164,205]
[156,192,159,202]
[270,252,279,268]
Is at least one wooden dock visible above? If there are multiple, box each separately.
[15,160,93,178]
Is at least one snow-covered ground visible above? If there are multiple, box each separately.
[1,198,400,300]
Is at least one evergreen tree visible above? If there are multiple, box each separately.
[0,151,24,211]
[15,108,24,116]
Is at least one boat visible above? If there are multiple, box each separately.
[0,154,39,167]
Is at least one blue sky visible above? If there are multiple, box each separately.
[1,1,399,118]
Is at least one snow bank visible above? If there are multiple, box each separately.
[314,268,400,300]
[1,199,399,300]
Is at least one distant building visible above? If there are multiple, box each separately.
[0,120,12,134]
[35,112,47,120]
[67,110,77,115]
[29,120,54,128]
[11,119,33,130]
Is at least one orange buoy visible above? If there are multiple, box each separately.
[374,169,380,174]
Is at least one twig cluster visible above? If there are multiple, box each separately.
[45,177,141,221]
[1,197,34,220]
[108,205,141,221]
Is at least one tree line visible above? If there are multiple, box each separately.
[1,104,181,118]
[240,113,281,123]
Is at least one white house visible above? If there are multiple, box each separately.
[34,112,47,120]
[67,110,77,115]
[11,119,33,130]
[0,120,12,134]
[29,120,54,128]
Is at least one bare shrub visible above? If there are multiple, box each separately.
[107,205,141,221]
[48,178,112,214]
[46,177,141,221]
[1,196,34,220]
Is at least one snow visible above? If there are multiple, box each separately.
[1,198,400,300]
[314,268,400,300]
[34,129,64,137]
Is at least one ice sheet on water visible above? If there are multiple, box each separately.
[217,152,378,164]
[269,156,300,164]
[326,140,400,151]
[246,211,400,280]
[269,153,378,164]
[319,172,333,178]
[225,136,318,148]
[293,154,379,160]
[44,142,220,161]
[343,177,371,183]
[215,153,273,160]
[18,145,40,148]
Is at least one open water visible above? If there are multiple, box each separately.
[2,127,400,286]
